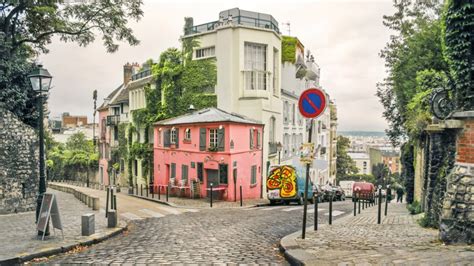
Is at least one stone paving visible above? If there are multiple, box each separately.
[282,202,474,265]
[0,188,119,263]
[43,201,354,264]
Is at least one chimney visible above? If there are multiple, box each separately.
[123,62,132,85]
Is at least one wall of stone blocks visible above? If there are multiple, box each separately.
[0,106,39,214]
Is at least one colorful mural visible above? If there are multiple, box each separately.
[267,165,297,198]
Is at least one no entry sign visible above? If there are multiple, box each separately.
[298,88,327,119]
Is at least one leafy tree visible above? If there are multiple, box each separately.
[372,163,390,187]
[1,0,143,127]
[336,135,358,180]
[376,0,447,145]
[338,174,376,184]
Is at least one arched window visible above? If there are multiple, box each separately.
[269,116,276,143]
[185,128,191,140]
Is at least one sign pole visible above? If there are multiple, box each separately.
[302,119,313,239]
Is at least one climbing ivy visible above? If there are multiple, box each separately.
[442,0,474,110]
[281,36,297,64]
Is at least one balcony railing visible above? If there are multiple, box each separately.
[184,15,280,36]
[269,142,278,155]
[131,69,152,81]
[106,115,120,126]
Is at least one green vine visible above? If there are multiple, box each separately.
[282,36,297,64]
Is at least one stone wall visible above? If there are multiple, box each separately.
[440,112,474,244]
[0,105,39,214]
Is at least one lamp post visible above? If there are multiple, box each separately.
[29,65,52,236]
[276,142,283,165]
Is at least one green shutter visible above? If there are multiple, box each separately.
[171,163,176,179]
[219,164,228,184]
[199,128,206,151]
[217,128,225,151]
[250,129,254,149]
[175,129,179,148]
[182,164,188,183]
[164,129,170,147]
[251,165,256,184]
[257,130,261,149]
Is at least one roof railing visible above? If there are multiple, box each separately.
[184,15,280,36]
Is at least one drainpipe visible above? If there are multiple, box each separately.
[261,125,265,199]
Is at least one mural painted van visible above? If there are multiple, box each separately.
[266,165,314,205]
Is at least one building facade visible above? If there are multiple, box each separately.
[348,152,371,175]
[153,108,264,201]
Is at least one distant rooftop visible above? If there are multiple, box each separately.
[348,152,370,160]
[184,8,280,36]
[155,107,263,126]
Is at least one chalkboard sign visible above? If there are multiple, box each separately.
[37,193,63,240]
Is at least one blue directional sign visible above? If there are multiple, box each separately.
[298,88,327,119]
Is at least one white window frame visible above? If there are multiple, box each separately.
[171,128,177,144]
[184,128,191,140]
[195,46,215,59]
[244,42,268,91]
[273,48,279,95]
[209,128,218,148]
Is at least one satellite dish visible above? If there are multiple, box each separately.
[431,87,454,120]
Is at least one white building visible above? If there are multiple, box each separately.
[182,8,284,192]
[348,152,371,175]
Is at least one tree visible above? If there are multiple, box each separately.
[0,0,143,127]
[376,0,447,145]
[336,135,358,180]
[372,163,390,187]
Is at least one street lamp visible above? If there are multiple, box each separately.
[276,142,283,165]
[29,65,52,236]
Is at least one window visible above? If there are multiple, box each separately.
[219,164,228,184]
[185,128,191,140]
[244,42,267,90]
[269,117,276,143]
[171,128,177,144]
[196,46,215,59]
[283,101,289,124]
[251,165,257,185]
[182,164,188,183]
[171,163,176,179]
[292,103,296,125]
[257,130,261,149]
[209,129,218,147]
[273,48,279,95]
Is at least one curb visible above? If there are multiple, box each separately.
[128,193,265,210]
[1,225,127,265]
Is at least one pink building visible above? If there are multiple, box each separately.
[153,108,264,201]
[97,107,110,185]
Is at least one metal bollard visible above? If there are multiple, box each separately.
[105,187,110,218]
[378,189,382,224]
[146,185,149,197]
[141,184,143,196]
[166,186,169,202]
[210,184,213,208]
[329,194,333,225]
[114,195,117,211]
[158,185,161,200]
[135,184,138,195]
[385,192,389,216]
[110,189,115,210]
[240,185,243,207]
[354,197,357,216]
[358,194,361,214]
[314,195,318,231]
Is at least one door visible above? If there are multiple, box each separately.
[206,169,219,198]
[165,164,170,185]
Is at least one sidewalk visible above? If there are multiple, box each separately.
[280,202,474,265]
[0,188,124,264]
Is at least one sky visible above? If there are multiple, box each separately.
[40,0,395,131]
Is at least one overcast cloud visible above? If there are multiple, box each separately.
[40,0,394,131]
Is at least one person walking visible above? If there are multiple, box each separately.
[386,185,392,203]
[396,187,404,203]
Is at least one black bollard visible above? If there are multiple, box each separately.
[105,187,110,218]
[358,194,361,214]
[114,195,117,211]
[385,192,388,216]
[166,186,169,202]
[240,185,243,207]
[146,185,149,197]
[210,184,213,208]
[353,196,357,216]
[329,193,333,225]
[378,189,382,224]
[314,195,318,231]
[362,197,365,210]
[110,188,115,210]
[158,185,161,200]
[141,184,143,196]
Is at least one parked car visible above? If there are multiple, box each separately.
[313,184,326,202]
[333,186,346,201]
[267,165,314,205]
[321,185,334,202]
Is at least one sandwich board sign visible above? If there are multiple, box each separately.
[37,193,63,240]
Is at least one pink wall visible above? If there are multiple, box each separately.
[153,122,263,201]
[98,109,109,185]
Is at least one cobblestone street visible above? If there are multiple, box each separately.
[43,200,354,264]
[282,202,474,265]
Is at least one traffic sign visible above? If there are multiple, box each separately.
[298,88,327,118]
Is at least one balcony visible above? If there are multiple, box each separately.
[131,69,152,81]
[184,8,280,36]
[106,115,120,126]
[268,142,278,155]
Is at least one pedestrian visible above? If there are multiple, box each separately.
[386,185,392,203]
[396,187,404,203]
